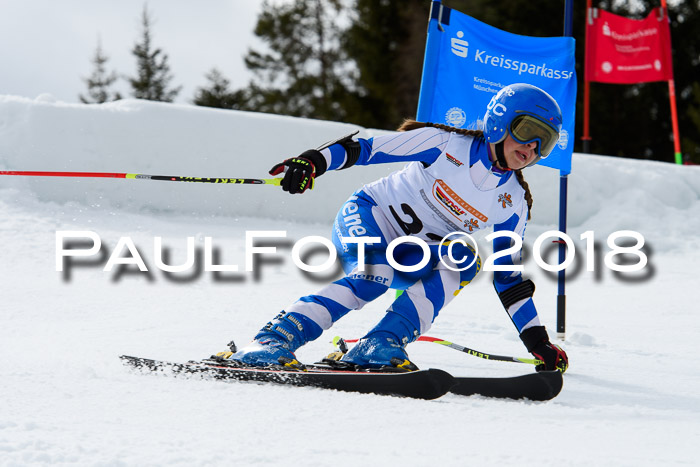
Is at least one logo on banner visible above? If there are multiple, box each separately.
[601,21,657,42]
[602,61,613,73]
[558,129,569,150]
[445,107,466,127]
[451,31,469,58]
[450,33,575,81]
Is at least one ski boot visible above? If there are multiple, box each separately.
[340,312,420,371]
[220,311,322,368]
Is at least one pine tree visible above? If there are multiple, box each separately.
[234,0,355,121]
[192,68,245,109]
[128,5,181,102]
[667,0,700,163]
[683,82,700,163]
[342,0,427,129]
[79,38,121,104]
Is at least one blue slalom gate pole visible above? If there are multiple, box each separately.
[557,0,575,340]
[416,0,443,121]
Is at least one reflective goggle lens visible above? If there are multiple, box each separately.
[510,115,559,158]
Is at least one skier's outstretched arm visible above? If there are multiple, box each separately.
[270,127,449,194]
[492,208,569,373]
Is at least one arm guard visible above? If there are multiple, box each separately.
[314,130,361,172]
[496,279,535,309]
[495,278,540,332]
[321,132,360,170]
[298,149,328,177]
[337,137,361,170]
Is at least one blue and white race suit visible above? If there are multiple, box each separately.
[285,127,541,337]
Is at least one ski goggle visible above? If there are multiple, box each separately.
[509,114,560,158]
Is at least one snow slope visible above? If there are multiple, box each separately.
[1,95,699,466]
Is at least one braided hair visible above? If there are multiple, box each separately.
[397,119,533,220]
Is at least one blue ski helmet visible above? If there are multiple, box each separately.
[483,83,563,163]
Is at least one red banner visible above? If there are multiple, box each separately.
[585,7,673,84]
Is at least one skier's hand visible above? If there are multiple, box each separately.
[530,339,568,373]
[269,149,327,194]
[519,325,568,373]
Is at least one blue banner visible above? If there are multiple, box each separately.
[417,3,577,174]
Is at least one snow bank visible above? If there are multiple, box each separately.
[0,95,395,223]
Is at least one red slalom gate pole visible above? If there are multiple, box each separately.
[0,170,127,178]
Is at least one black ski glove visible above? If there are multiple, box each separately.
[519,326,569,373]
[269,149,327,194]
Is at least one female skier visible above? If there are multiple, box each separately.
[223,83,568,373]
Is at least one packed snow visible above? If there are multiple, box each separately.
[1,95,699,466]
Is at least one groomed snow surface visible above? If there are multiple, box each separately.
[1,95,699,466]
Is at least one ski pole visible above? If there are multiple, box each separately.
[415,336,541,365]
[0,170,282,186]
[332,335,541,366]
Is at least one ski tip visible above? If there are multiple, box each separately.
[450,370,563,401]
[518,369,564,401]
[540,370,564,399]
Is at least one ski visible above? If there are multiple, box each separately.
[119,355,455,400]
[120,355,563,401]
[450,370,563,401]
